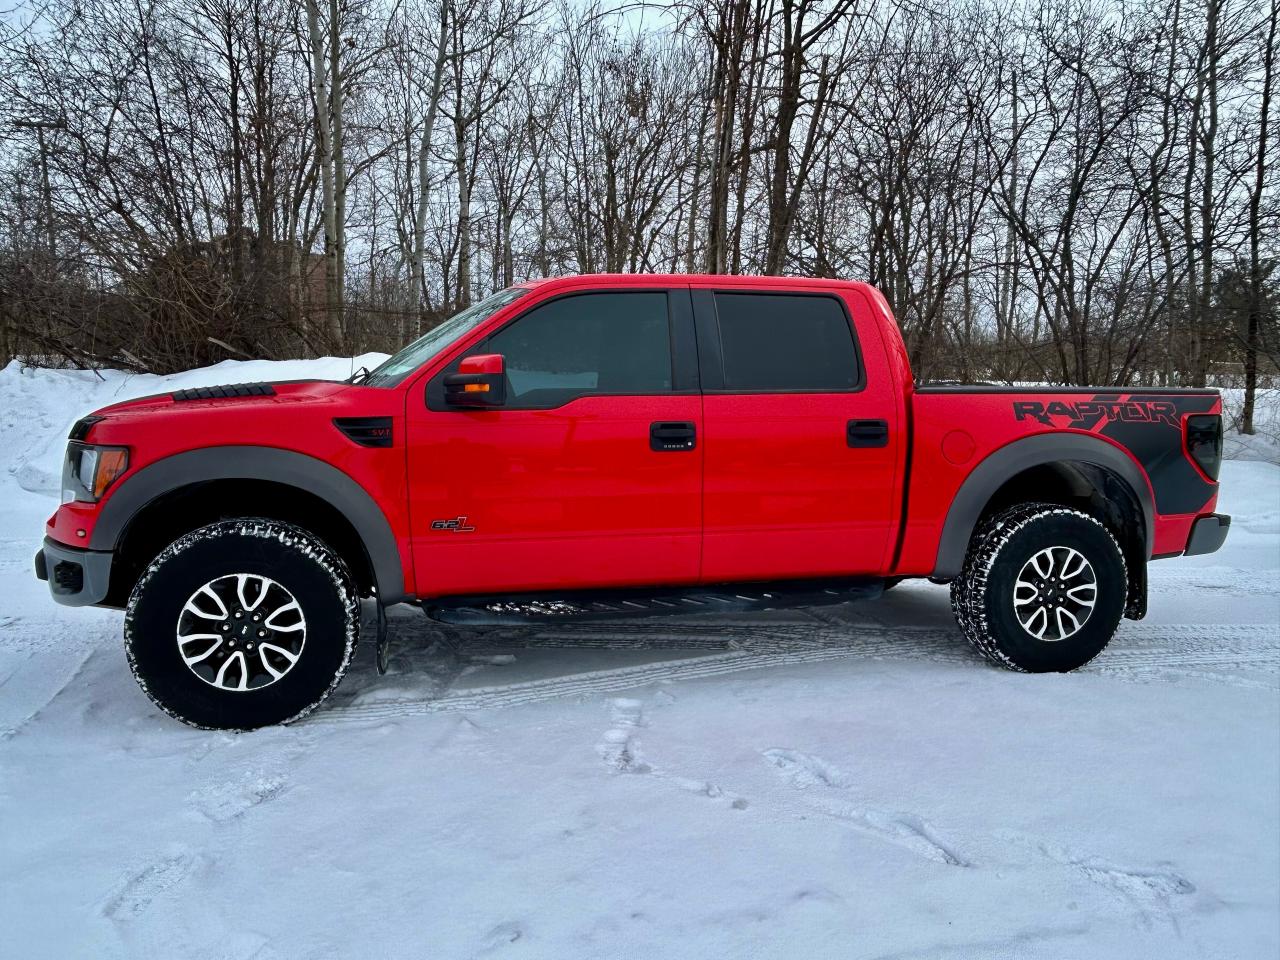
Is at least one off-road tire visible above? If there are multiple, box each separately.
[125,519,360,729]
[950,503,1126,673]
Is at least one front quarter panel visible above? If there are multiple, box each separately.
[45,384,413,599]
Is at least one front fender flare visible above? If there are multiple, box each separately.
[90,446,407,602]
[933,433,1154,579]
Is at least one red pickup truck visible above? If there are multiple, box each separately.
[35,274,1230,728]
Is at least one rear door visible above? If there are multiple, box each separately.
[405,287,703,597]
[693,286,901,581]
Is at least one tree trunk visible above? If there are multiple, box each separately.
[455,113,472,308]
[305,0,343,349]
[1243,0,1277,434]
[1195,0,1221,388]
[411,0,450,316]
[326,0,347,343]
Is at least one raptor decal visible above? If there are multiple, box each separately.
[1014,393,1220,515]
[1013,399,1179,428]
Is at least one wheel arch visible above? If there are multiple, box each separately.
[93,446,406,605]
[934,433,1153,583]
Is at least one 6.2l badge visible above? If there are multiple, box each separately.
[431,516,476,532]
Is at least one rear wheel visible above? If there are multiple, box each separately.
[125,519,360,729]
[951,504,1126,672]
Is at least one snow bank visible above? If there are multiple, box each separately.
[0,354,387,497]
[1220,387,1280,463]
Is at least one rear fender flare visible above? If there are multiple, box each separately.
[933,433,1154,579]
[90,446,407,602]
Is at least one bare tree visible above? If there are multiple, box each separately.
[0,0,1273,394]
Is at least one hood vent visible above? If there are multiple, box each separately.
[334,417,393,448]
[171,382,276,402]
[68,415,104,441]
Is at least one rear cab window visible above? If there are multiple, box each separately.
[710,292,862,392]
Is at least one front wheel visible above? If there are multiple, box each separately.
[125,519,360,729]
[950,504,1126,673]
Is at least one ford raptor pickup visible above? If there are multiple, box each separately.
[34,275,1230,728]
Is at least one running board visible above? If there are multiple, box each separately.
[423,578,884,626]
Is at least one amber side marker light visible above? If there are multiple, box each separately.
[93,448,130,498]
[67,443,130,502]
[463,383,490,393]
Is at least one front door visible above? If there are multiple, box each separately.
[405,288,702,597]
[693,286,902,582]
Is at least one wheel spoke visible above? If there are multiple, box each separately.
[264,600,305,633]
[257,642,299,679]
[1013,584,1038,606]
[177,633,223,665]
[1066,583,1097,604]
[257,641,299,665]
[215,650,246,690]
[183,584,228,621]
[1025,606,1049,639]
[1031,551,1053,579]
[236,574,270,612]
[1057,607,1081,635]
[1061,549,1088,580]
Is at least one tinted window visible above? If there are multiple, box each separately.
[715,293,859,392]
[481,292,672,406]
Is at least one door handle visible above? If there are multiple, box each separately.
[847,419,889,448]
[650,421,696,451]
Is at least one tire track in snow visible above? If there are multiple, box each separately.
[314,643,884,723]
[311,622,1278,723]
[0,639,108,739]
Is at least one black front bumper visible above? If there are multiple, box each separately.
[34,537,114,607]
[1184,513,1231,557]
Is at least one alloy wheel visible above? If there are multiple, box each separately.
[1012,546,1098,642]
[175,574,307,691]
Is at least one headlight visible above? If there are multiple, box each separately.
[64,442,129,502]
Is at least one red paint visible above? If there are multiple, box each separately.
[405,394,702,595]
[692,282,904,579]
[459,353,504,375]
[45,273,1223,600]
[941,430,976,466]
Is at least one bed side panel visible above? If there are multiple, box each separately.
[897,390,1222,575]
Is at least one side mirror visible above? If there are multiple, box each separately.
[443,353,506,407]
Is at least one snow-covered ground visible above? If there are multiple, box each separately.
[1,359,1277,959]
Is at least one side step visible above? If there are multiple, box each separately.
[423,578,885,626]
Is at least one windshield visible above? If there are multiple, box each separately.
[364,287,530,387]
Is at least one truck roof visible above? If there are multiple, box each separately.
[515,273,879,295]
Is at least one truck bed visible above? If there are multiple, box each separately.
[897,385,1222,575]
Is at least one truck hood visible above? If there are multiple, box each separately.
[92,379,352,419]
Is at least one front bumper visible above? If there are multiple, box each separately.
[1184,513,1231,557]
[34,537,114,606]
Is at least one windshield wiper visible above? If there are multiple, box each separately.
[346,365,371,385]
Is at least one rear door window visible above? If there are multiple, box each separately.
[714,293,860,392]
